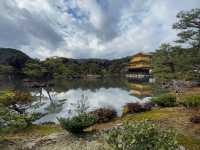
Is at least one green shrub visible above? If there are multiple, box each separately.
[182,95,200,108]
[0,106,30,134]
[151,94,177,107]
[0,90,32,107]
[57,113,97,134]
[0,90,15,106]
[104,120,178,150]
[27,112,45,123]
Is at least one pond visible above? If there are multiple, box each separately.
[0,78,155,124]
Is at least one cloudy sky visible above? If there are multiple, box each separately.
[0,0,199,59]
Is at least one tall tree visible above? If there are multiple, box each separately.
[173,8,200,49]
[152,44,176,81]
[173,8,200,79]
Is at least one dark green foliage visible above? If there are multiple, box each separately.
[43,56,131,78]
[152,44,176,81]
[152,44,200,81]
[23,59,48,79]
[182,95,200,108]
[151,94,177,107]
[58,113,97,133]
[43,57,72,79]
[0,64,14,76]
[23,55,131,80]
[104,120,178,150]
[27,112,45,123]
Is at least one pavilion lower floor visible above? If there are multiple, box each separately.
[126,68,152,80]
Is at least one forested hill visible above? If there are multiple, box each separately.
[0,48,31,69]
[56,56,132,74]
[0,48,132,78]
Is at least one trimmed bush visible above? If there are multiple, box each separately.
[123,102,153,115]
[58,113,97,134]
[190,116,200,124]
[89,108,117,123]
[104,120,178,150]
[142,102,154,111]
[123,103,143,115]
[182,95,200,108]
[151,94,177,107]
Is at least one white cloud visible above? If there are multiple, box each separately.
[0,0,199,59]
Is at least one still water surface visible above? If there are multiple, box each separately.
[0,78,153,124]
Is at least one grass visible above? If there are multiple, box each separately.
[0,124,62,141]
[122,108,176,122]
[177,134,200,150]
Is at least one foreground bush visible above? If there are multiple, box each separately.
[104,120,178,150]
[58,113,97,134]
[151,94,177,107]
[123,102,153,115]
[0,106,31,133]
[190,116,200,124]
[89,108,117,123]
[182,95,200,108]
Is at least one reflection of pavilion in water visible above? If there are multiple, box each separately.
[128,82,153,98]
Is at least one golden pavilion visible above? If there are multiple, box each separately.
[126,53,152,79]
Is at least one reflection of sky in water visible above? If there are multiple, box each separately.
[28,88,150,124]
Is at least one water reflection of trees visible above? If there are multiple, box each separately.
[52,78,129,92]
[31,86,65,114]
